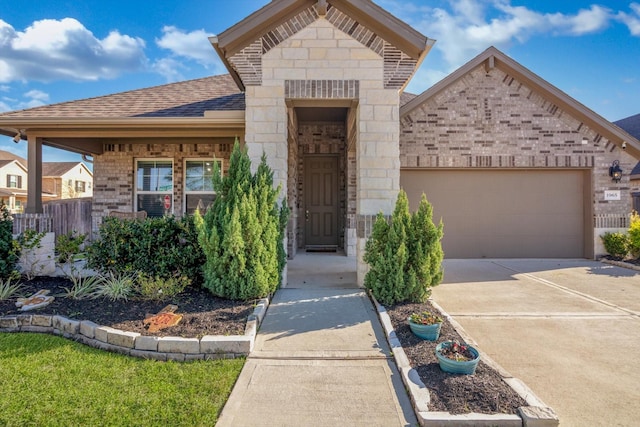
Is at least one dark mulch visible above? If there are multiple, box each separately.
[385,300,527,415]
[0,276,254,338]
[2,277,527,415]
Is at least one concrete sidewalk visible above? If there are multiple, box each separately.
[216,288,417,426]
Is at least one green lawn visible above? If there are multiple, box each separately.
[0,333,244,426]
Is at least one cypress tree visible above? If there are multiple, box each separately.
[195,141,288,300]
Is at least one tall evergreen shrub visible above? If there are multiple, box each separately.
[363,190,444,305]
[0,200,20,279]
[195,142,288,300]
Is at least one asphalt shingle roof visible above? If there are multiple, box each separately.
[42,162,84,177]
[615,113,640,141]
[0,74,245,119]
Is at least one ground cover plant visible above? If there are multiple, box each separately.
[0,333,243,426]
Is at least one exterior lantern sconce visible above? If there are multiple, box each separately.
[609,160,622,183]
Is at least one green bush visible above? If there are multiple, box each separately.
[601,232,629,259]
[136,273,190,301]
[0,200,20,280]
[364,190,444,305]
[195,141,288,300]
[86,215,204,282]
[627,211,640,258]
[55,231,87,264]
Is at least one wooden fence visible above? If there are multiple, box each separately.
[13,198,93,238]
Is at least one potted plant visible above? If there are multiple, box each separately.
[408,310,443,341]
[435,340,480,375]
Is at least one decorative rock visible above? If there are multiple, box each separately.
[80,321,99,339]
[95,326,120,343]
[158,337,200,354]
[16,290,54,311]
[31,315,52,327]
[135,336,159,352]
[107,330,140,349]
[518,406,560,427]
[0,316,18,329]
[200,336,252,354]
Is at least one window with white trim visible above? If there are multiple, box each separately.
[75,180,86,193]
[184,159,221,214]
[6,174,22,188]
[135,159,173,217]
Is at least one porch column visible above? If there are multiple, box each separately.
[25,135,43,214]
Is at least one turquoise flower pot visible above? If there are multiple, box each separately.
[435,341,480,375]
[407,318,442,341]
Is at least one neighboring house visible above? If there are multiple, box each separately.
[614,114,640,211]
[1,0,639,283]
[42,162,93,200]
[0,158,28,213]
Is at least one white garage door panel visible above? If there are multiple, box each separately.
[400,170,586,258]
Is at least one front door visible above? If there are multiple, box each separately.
[304,156,338,249]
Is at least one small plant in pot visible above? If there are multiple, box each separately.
[435,340,480,375]
[408,310,443,341]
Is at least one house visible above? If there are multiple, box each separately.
[1,0,639,284]
[0,151,92,211]
[614,114,640,211]
[42,162,93,200]
[0,151,28,213]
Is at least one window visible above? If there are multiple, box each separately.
[75,180,86,193]
[6,175,22,188]
[135,160,173,217]
[184,159,221,214]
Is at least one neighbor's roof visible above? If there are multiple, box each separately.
[42,162,91,177]
[615,113,640,141]
[0,150,27,168]
[0,74,244,119]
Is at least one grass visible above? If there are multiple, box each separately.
[0,333,244,426]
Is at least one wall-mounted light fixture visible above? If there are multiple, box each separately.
[609,160,622,183]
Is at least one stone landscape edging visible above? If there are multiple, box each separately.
[0,296,270,361]
[371,294,560,427]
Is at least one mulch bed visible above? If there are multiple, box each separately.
[0,276,254,338]
[2,277,527,415]
[385,301,527,415]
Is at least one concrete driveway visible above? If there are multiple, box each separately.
[431,259,640,427]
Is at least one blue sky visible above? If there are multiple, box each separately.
[1,0,639,164]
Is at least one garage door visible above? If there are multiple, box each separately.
[400,170,587,258]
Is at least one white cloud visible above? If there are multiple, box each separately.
[156,26,218,66]
[153,26,226,81]
[618,3,640,35]
[24,89,49,102]
[0,18,147,83]
[0,100,11,112]
[151,57,187,83]
[381,0,619,73]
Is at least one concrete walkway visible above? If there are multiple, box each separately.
[432,259,640,427]
[216,253,417,426]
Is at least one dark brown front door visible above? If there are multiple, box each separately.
[304,156,338,249]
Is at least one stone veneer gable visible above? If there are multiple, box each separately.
[227,3,418,89]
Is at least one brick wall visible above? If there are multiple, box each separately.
[399,65,636,220]
[92,139,233,231]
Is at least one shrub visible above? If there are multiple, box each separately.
[601,232,629,259]
[93,272,135,301]
[136,273,190,301]
[195,141,289,300]
[0,275,23,301]
[364,190,444,305]
[0,200,20,280]
[627,211,640,258]
[86,215,204,283]
[61,274,103,300]
[55,231,87,264]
